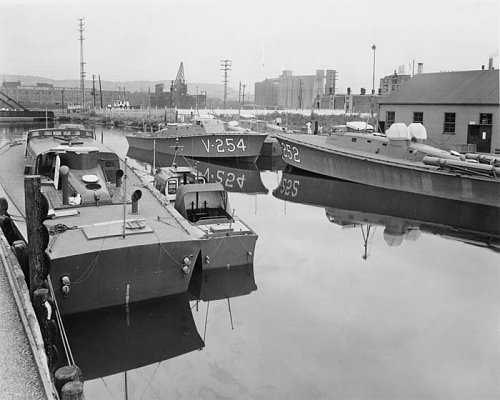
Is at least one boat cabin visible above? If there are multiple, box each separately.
[326,122,458,162]
[174,182,232,225]
[153,165,206,202]
[24,127,122,206]
[332,121,374,134]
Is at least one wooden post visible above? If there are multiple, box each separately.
[24,176,48,293]
[55,365,83,396]
[61,381,85,400]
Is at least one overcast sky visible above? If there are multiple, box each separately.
[0,0,498,93]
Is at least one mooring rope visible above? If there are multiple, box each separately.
[47,276,75,366]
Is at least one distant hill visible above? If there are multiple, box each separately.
[0,74,240,100]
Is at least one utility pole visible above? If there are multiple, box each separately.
[238,81,241,104]
[78,18,86,111]
[371,44,376,95]
[196,85,199,112]
[220,59,232,109]
[298,79,303,109]
[92,74,96,108]
[241,84,246,106]
[98,74,103,108]
[371,44,377,129]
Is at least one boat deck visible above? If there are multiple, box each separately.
[0,140,201,261]
[277,133,435,170]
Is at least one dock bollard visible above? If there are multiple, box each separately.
[55,365,83,397]
[61,380,85,400]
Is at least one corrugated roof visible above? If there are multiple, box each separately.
[378,70,499,105]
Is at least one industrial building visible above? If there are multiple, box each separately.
[149,62,206,109]
[254,69,337,109]
[1,81,129,110]
[379,70,413,96]
[378,61,499,154]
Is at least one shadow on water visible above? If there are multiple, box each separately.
[126,146,270,194]
[273,166,500,254]
[56,264,257,382]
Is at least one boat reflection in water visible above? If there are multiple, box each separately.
[189,263,257,302]
[127,146,268,195]
[58,264,257,385]
[58,293,203,381]
[273,167,500,255]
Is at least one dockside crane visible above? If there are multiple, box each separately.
[0,90,29,111]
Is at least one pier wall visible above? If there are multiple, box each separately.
[0,231,56,399]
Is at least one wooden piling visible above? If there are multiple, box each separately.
[61,381,85,400]
[24,176,48,293]
[55,365,83,395]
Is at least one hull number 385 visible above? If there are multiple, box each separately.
[282,143,301,163]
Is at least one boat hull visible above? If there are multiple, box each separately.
[126,133,266,162]
[275,134,500,207]
[51,240,200,315]
[199,233,257,271]
[260,136,283,157]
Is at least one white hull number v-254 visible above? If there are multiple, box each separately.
[201,137,247,153]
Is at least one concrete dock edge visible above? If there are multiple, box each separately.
[0,232,57,399]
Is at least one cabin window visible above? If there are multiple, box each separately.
[351,138,357,142]
[413,112,423,124]
[444,113,456,134]
[479,113,492,125]
[386,111,395,128]
[367,140,372,143]
[167,180,178,195]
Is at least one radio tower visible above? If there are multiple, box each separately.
[78,18,86,109]
[220,59,232,108]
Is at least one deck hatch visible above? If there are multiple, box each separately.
[82,220,153,239]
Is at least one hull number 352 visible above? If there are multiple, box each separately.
[282,143,301,163]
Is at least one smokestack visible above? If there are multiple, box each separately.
[489,58,494,70]
[417,63,424,74]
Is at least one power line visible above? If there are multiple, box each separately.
[220,59,232,108]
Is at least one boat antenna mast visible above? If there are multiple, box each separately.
[369,44,377,132]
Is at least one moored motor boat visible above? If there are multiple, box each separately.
[275,123,500,206]
[145,163,258,271]
[126,116,267,162]
[0,124,205,314]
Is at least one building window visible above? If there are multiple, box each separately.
[413,112,423,124]
[480,113,492,125]
[386,111,395,128]
[444,112,456,134]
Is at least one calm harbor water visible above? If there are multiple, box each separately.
[1,124,499,399]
